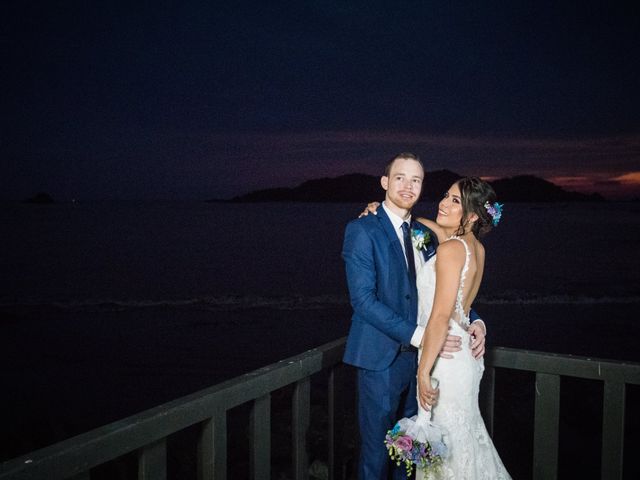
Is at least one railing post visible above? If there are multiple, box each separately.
[328,365,348,480]
[601,381,625,480]
[480,365,496,437]
[198,411,227,480]
[250,394,271,480]
[533,373,560,480]
[328,368,337,480]
[138,438,167,480]
[69,473,91,480]
[293,377,311,480]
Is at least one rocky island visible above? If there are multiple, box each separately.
[225,171,604,203]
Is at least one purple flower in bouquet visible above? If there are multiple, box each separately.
[394,435,413,452]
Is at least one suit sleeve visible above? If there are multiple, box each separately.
[342,221,415,344]
[469,308,487,334]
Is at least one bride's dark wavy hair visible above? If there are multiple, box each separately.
[454,177,498,239]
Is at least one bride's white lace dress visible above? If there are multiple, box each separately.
[416,237,510,479]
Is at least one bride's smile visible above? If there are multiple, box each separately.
[436,184,464,232]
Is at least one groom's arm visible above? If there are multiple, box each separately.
[412,308,487,358]
[342,221,415,344]
[469,309,486,359]
[470,309,486,335]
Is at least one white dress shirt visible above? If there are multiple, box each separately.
[381,203,425,347]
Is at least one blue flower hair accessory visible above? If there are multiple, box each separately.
[484,201,503,226]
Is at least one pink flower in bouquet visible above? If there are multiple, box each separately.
[394,435,413,452]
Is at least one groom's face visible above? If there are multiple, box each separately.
[381,158,424,213]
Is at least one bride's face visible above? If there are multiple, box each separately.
[436,183,464,230]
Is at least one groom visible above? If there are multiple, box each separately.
[342,153,486,479]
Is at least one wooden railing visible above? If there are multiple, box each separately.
[480,347,640,480]
[1,340,638,480]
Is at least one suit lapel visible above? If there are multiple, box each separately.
[377,207,409,272]
[410,221,427,268]
[376,207,407,265]
[411,220,438,262]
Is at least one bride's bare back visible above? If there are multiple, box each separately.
[450,233,484,320]
[416,217,485,323]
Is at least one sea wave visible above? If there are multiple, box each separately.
[475,293,640,305]
[0,292,638,313]
[0,294,348,312]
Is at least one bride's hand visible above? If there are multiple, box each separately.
[418,372,439,410]
[357,201,381,218]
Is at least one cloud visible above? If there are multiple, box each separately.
[612,172,640,184]
[548,171,640,200]
[6,127,638,200]
[198,129,640,176]
[593,180,622,187]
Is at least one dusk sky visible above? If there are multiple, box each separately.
[3,1,639,200]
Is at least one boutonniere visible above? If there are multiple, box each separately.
[411,229,431,251]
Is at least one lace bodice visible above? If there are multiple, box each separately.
[449,236,471,327]
[416,235,471,330]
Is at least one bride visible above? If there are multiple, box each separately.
[414,177,510,479]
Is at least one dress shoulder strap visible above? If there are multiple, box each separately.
[447,236,471,278]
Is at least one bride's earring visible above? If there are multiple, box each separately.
[465,213,479,231]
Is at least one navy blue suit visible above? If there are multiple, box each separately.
[342,206,437,480]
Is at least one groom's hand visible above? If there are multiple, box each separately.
[439,329,463,359]
[468,321,486,359]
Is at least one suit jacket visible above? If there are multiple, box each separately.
[342,206,438,371]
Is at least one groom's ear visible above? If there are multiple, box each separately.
[380,176,389,191]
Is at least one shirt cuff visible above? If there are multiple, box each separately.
[471,319,487,335]
[410,325,425,348]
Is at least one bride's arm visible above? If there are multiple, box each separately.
[358,202,381,217]
[357,204,447,243]
[417,240,465,409]
[415,216,447,243]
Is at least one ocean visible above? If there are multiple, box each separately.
[3,200,638,309]
[1,200,639,475]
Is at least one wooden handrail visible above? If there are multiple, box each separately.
[1,340,638,480]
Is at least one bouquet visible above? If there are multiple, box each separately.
[384,412,448,477]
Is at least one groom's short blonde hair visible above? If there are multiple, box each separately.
[384,152,423,177]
